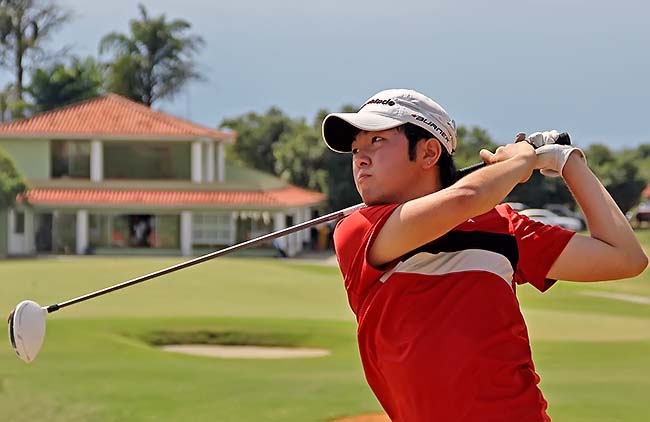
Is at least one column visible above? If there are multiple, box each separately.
[293,209,301,255]
[301,207,311,245]
[191,141,202,183]
[90,140,103,182]
[204,141,215,182]
[273,212,286,254]
[217,142,225,182]
[180,211,192,256]
[24,207,35,253]
[76,210,88,255]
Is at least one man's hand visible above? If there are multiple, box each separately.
[536,144,586,177]
[479,141,536,182]
[524,130,586,177]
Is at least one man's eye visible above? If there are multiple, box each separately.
[351,148,359,155]
[371,137,383,143]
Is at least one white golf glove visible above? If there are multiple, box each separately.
[533,134,586,178]
[535,144,585,177]
[525,130,561,148]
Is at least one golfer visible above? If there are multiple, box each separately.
[321,89,647,422]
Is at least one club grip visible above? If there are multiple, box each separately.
[457,132,571,178]
[555,132,571,146]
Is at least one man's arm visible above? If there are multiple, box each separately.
[369,142,536,266]
[547,152,648,281]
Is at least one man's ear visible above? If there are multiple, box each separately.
[421,138,442,169]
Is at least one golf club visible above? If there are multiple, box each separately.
[8,132,571,363]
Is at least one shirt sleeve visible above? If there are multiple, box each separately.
[333,204,400,315]
[503,207,576,292]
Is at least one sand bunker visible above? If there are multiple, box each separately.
[161,344,330,359]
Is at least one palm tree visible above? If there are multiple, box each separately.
[27,56,103,112]
[0,81,29,121]
[0,0,70,102]
[99,4,204,106]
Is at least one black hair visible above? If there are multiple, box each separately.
[398,123,458,188]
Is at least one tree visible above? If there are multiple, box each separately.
[0,0,70,102]
[0,84,10,121]
[27,56,102,112]
[0,146,26,208]
[621,144,650,183]
[99,3,204,106]
[0,82,30,121]
[453,126,498,168]
[221,107,294,174]
[272,109,361,210]
[582,144,646,214]
[273,119,328,193]
[313,106,361,210]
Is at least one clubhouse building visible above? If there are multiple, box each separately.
[0,94,326,257]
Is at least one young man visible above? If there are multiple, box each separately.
[321,89,647,422]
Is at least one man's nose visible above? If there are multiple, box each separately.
[353,151,370,168]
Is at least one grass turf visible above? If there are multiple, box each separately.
[1,232,649,421]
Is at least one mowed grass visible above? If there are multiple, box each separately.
[1,232,649,422]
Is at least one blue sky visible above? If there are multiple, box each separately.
[1,0,648,149]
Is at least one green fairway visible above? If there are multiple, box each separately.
[1,233,649,422]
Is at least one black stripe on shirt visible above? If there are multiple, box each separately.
[402,231,519,271]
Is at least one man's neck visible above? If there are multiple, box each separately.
[394,172,443,203]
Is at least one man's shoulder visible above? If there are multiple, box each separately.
[334,204,400,252]
[336,204,400,232]
[454,204,516,234]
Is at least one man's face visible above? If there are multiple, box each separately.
[350,128,422,205]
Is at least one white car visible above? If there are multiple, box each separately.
[519,208,584,231]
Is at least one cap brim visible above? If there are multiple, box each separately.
[322,113,404,153]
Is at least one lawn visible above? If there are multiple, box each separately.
[1,232,649,422]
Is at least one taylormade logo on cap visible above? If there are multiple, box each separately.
[322,89,457,155]
[363,98,397,107]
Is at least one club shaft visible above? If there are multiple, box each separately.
[46,203,365,313]
[46,133,571,313]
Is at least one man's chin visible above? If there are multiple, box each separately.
[361,195,391,206]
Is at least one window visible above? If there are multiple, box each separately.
[52,212,76,254]
[192,213,234,246]
[89,214,180,249]
[234,211,273,243]
[14,211,24,234]
[51,140,90,178]
[103,142,191,180]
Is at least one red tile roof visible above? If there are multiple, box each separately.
[0,94,234,141]
[21,186,326,208]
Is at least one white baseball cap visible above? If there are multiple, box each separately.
[322,88,457,154]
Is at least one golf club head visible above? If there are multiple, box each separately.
[7,300,46,363]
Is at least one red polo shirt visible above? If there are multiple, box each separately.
[334,204,575,422]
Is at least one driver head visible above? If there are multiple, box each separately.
[8,300,46,363]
